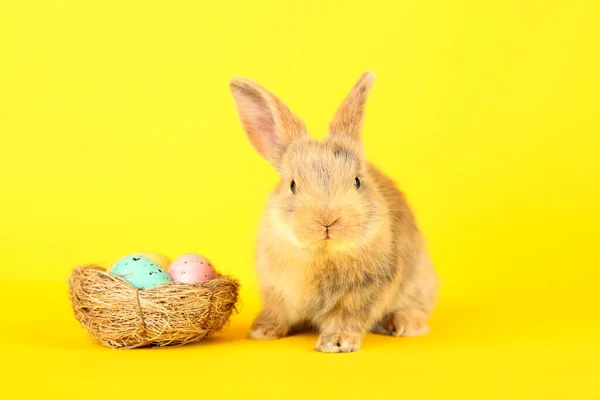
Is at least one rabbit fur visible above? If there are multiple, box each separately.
[229,72,437,353]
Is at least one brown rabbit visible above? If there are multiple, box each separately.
[229,72,437,353]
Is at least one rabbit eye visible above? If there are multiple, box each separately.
[354,177,361,189]
[290,180,297,194]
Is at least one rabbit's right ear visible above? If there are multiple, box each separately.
[230,77,307,167]
[328,71,375,141]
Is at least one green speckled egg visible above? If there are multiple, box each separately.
[110,255,172,289]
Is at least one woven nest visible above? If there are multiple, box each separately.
[69,265,239,349]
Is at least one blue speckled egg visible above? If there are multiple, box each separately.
[110,255,172,289]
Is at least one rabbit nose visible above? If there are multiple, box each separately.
[316,218,339,228]
[315,207,340,228]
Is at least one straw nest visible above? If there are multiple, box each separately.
[69,265,239,349]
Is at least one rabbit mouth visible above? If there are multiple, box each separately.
[317,218,339,240]
[322,229,337,241]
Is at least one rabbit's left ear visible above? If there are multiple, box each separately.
[328,71,375,141]
[230,77,307,168]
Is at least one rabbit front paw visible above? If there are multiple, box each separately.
[248,314,290,340]
[315,332,362,353]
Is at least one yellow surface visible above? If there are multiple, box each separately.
[1,0,599,398]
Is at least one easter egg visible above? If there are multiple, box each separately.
[135,252,171,270]
[110,255,172,289]
[168,254,217,284]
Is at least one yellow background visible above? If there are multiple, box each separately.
[1,0,599,398]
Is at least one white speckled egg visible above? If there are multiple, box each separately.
[168,254,216,284]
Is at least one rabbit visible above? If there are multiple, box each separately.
[229,71,437,353]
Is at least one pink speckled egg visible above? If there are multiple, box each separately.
[168,253,217,284]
